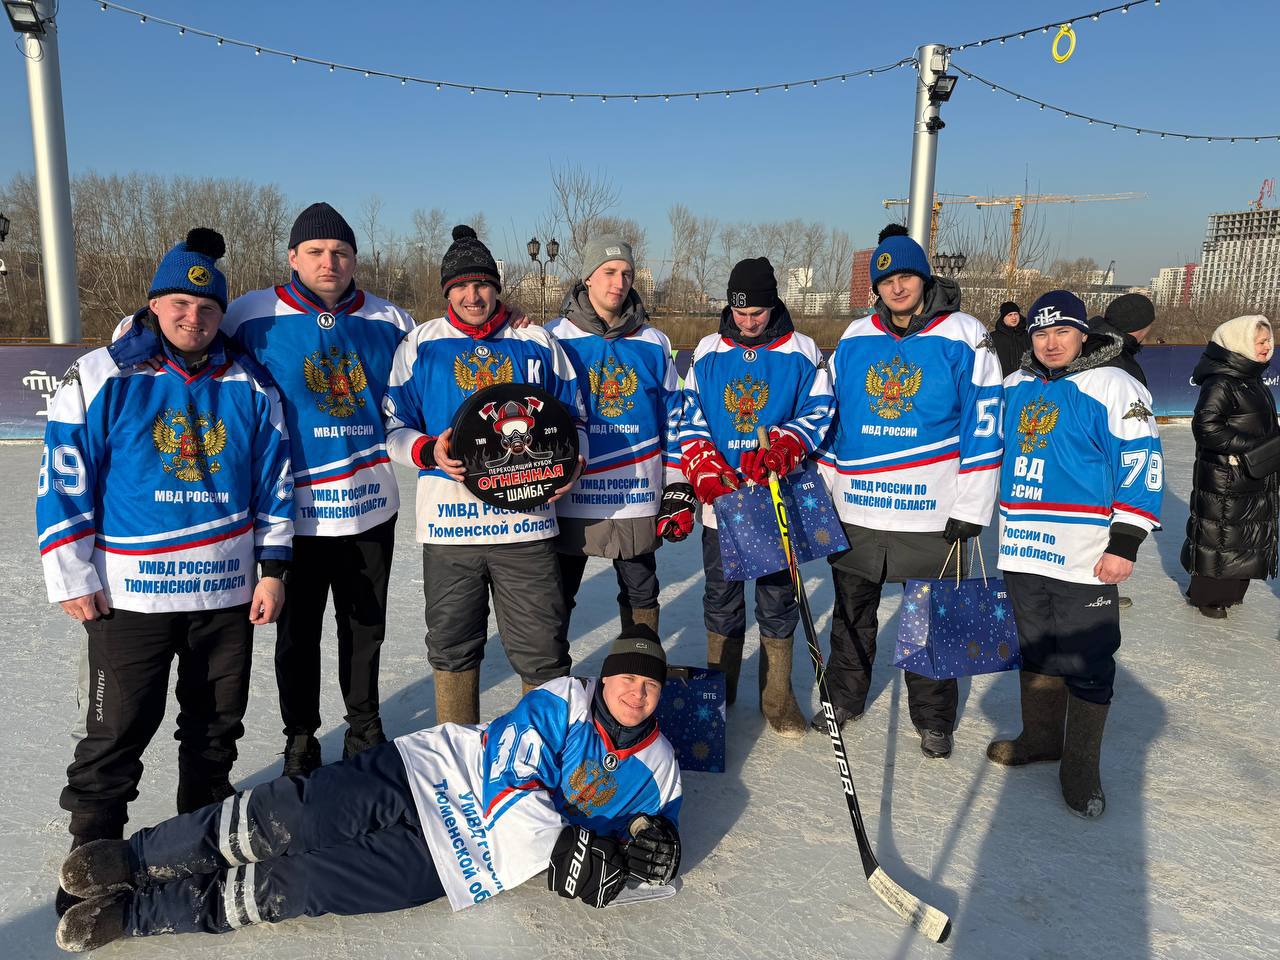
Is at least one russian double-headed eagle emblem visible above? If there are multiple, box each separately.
[152,406,226,482]
[567,759,618,814]
[865,355,923,420]
[453,348,513,394]
[588,356,638,418]
[724,374,769,433]
[304,346,368,418]
[1016,397,1060,454]
[1122,400,1153,422]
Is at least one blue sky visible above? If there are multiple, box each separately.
[2,0,1277,285]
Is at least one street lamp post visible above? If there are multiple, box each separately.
[527,236,559,322]
[933,252,967,279]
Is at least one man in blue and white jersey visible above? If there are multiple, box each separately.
[38,230,293,913]
[988,290,1161,820]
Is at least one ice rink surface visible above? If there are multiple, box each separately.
[1,423,1276,960]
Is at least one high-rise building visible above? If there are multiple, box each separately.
[1193,208,1280,312]
[849,248,873,312]
[1150,264,1197,308]
[634,267,655,301]
[785,267,814,302]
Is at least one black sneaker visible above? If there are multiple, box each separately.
[810,706,861,733]
[282,734,322,777]
[918,728,953,759]
[343,720,387,760]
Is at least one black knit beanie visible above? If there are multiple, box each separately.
[289,202,358,253]
[601,625,667,685]
[727,257,778,309]
[1104,293,1156,334]
[441,225,502,293]
[998,301,1021,319]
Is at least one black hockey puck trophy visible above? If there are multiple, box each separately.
[451,383,579,510]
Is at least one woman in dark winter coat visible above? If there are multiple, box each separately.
[1181,315,1279,618]
[991,300,1029,379]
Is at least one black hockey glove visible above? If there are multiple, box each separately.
[624,814,681,885]
[656,482,697,543]
[547,826,627,908]
[943,518,984,544]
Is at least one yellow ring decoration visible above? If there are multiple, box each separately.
[1052,24,1076,63]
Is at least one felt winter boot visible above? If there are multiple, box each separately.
[621,605,660,634]
[176,771,235,815]
[58,813,125,916]
[60,839,135,900]
[1060,694,1110,819]
[706,632,744,706]
[759,636,807,738]
[986,671,1067,765]
[521,678,541,700]
[434,668,480,726]
[56,892,130,953]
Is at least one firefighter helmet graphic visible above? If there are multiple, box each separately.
[480,396,553,468]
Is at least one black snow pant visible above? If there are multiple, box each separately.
[1003,571,1121,705]
[123,743,444,936]
[422,539,571,683]
[824,534,959,733]
[62,604,253,836]
[275,515,396,738]
[557,551,660,614]
[701,526,799,640]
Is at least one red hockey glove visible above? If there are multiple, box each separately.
[656,483,697,543]
[682,440,741,505]
[740,430,805,484]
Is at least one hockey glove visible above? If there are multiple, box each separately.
[656,483,697,543]
[410,435,437,470]
[740,430,805,484]
[624,814,681,885]
[547,826,627,908]
[943,518,984,544]
[682,440,741,505]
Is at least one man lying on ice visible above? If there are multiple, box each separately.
[56,626,682,951]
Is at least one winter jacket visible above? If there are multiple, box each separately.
[991,316,1030,380]
[1089,317,1148,387]
[1180,341,1280,580]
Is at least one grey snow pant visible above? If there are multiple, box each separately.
[422,539,571,683]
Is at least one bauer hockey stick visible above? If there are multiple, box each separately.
[756,428,951,943]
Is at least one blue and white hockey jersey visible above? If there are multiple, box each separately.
[545,317,681,519]
[395,676,682,911]
[815,310,1004,532]
[36,316,293,613]
[383,308,589,545]
[998,351,1163,584]
[222,278,414,536]
[677,329,834,528]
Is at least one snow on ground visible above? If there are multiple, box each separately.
[1,423,1277,960]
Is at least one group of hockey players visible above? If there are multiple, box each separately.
[36,206,1162,951]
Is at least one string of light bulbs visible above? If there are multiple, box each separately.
[947,0,1159,53]
[950,64,1280,143]
[86,1,913,101]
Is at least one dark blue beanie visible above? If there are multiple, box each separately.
[870,234,931,289]
[148,228,228,310]
[1027,290,1090,334]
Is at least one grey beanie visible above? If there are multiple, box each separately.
[582,235,634,280]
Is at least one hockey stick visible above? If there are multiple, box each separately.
[756,428,952,943]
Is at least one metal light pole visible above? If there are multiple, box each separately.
[526,236,559,323]
[9,0,81,342]
[907,44,955,256]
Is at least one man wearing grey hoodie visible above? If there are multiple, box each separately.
[544,237,689,634]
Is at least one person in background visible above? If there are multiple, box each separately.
[1181,316,1278,618]
[991,300,1029,379]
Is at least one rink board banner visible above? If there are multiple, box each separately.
[654,666,726,773]
[0,346,87,440]
[4,344,1278,439]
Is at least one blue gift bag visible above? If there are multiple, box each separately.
[894,548,1022,680]
[654,666,726,773]
[712,463,848,582]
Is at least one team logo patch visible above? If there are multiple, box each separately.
[304,346,368,418]
[567,759,618,814]
[977,332,995,352]
[742,349,757,363]
[876,252,892,271]
[62,361,81,386]
[865,355,923,420]
[153,406,226,482]
[588,356,638,418]
[316,312,336,329]
[453,348,513,393]
[724,374,769,433]
[602,752,619,772]
[1016,397,1060,454]
[1123,400,1153,422]
[186,265,212,287]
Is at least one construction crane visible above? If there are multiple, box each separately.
[882,192,1145,293]
[1250,178,1275,210]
